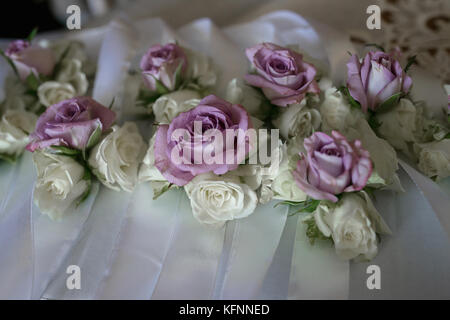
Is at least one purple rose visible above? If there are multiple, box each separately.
[140,43,187,92]
[244,42,319,107]
[293,131,372,202]
[346,50,412,113]
[27,97,116,152]
[5,40,55,81]
[154,95,252,186]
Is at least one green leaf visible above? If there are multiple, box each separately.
[85,125,102,150]
[274,200,304,208]
[173,61,184,90]
[108,97,115,110]
[0,153,18,163]
[151,75,170,95]
[368,113,382,132]
[338,86,361,110]
[76,168,92,207]
[0,49,20,78]
[52,43,72,78]
[26,27,39,42]
[50,145,81,156]
[365,43,386,52]
[152,182,173,200]
[136,89,161,107]
[376,92,402,113]
[404,55,417,73]
[25,72,40,91]
[303,215,332,245]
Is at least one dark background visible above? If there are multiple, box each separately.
[0,1,63,38]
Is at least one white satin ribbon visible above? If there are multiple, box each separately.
[0,153,34,299]
[31,182,99,299]
[150,191,226,299]
[288,212,349,300]
[94,184,182,299]
[213,201,289,299]
[399,159,450,239]
[92,18,138,119]
[42,186,131,299]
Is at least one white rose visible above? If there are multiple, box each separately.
[55,59,88,96]
[345,120,402,191]
[37,81,76,107]
[33,151,89,221]
[184,173,258,227]
[138,133,174,198]
[273,100,321,140]
[267,143,306,202]
[226,78,269,119]
[152,90,200,124]
[319,87,365,133]
[375,98,417,154]
[272,170,307,202]
[414,139,450,180]
[185,48,217,88]
[0,109,37,158]
[1,76,40,112]
[314,192,391,260]
[89,122,147,192]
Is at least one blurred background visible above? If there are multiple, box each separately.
[0,0,449,82]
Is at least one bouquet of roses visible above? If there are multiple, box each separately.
[344,48,450,181]
[0,29,93,162]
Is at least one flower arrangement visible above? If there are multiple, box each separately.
[2,29,449,264]
[0,29,92,162]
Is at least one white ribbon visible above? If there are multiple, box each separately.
[213,201,289,299]
[399,159,450,239]
[0,153,34,299]
[287,214,349,299]
[42,186,130,299]
[31,182,99,299]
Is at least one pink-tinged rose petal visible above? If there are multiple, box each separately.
[346,50,413,112]
[292,131,372,201]
[5,40,55,81]
[154,95,251,186]
[140,43,187,92]
[347,54,369,112]
[27,97,116,152]
[244,42,319,107]
[293,156,339,202]
[154,125,195,186]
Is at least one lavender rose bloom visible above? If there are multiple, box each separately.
[347,50,412,113]
[154,95,252,186]
[293,131,372,202]
[244,42,319,107]
[27,97,116,152]
[5,40,55,81]
[140,43,187,92]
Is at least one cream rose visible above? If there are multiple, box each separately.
[375,98,417,154]
[55,59,88,96]
[89,122,147,192]
[314,192,391,260]
[185,48,217,88]
[152,90,200,124]
[184,173,258,227]
[226,78,269,119]
[273,100,321,140]
[139,133,173,198]
[0,109,37,158]
[37,81,77,107]
[1,76,40,112]
[33,151,89,220]
[319,87,365,134]
[414,139,450,180]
